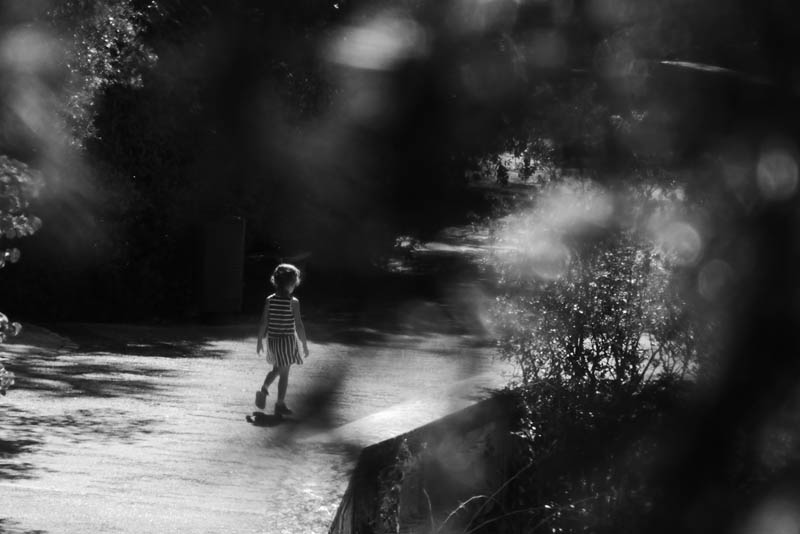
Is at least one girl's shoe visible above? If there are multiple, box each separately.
[274,403,293,416]
[255,389,268,410]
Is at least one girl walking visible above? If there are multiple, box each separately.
[255,263,309,415]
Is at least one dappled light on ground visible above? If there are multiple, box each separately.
[0,317,511,533]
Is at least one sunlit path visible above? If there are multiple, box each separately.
[0,319,512,534]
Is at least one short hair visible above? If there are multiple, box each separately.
[270,263,301,289]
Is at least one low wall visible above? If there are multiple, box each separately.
[329,393,519,534]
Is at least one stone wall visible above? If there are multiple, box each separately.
[329,394,519,534]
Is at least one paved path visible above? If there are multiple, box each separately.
[0,316,513,534]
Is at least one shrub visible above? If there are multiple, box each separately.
[489,179,706,396]
[0,157,44,395]
[492,380,686,534]
[485,177,716,532]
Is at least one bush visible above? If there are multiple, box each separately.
[494,380,686,534]
[0,156,44,395]
[486,177,717,532]
[489,179,707,395]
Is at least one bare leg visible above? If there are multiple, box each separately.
[277,366,290,404]
[262,365,280,391]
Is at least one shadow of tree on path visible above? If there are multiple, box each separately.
[0,435,39,481]
[2,406,158,444]
[12,360,178,399]
[0,404,159,481]
[41,323,231,359]
[4,350,180,399]
[0,519,46,534]
[4,323,231,399]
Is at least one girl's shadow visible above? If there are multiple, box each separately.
[246,412,297,427]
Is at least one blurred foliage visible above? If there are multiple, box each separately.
[3,0,798,319]
[0,0,796,530]
[0,366,14,396]
[0,156,43,266]
[0,156,43,394]
[490,180,712,395]
[46,0,160,144]
[493,380,686,534]
[485,177,728,532]
[0,0,154,391]
[0,309,22,395]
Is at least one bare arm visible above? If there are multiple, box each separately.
[292,298,309,357]
[256,298,270,354]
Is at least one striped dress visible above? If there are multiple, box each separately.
[265,294,303,367]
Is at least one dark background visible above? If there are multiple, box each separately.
[2,0,799,322]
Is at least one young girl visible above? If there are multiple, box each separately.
[255,263,309,415]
